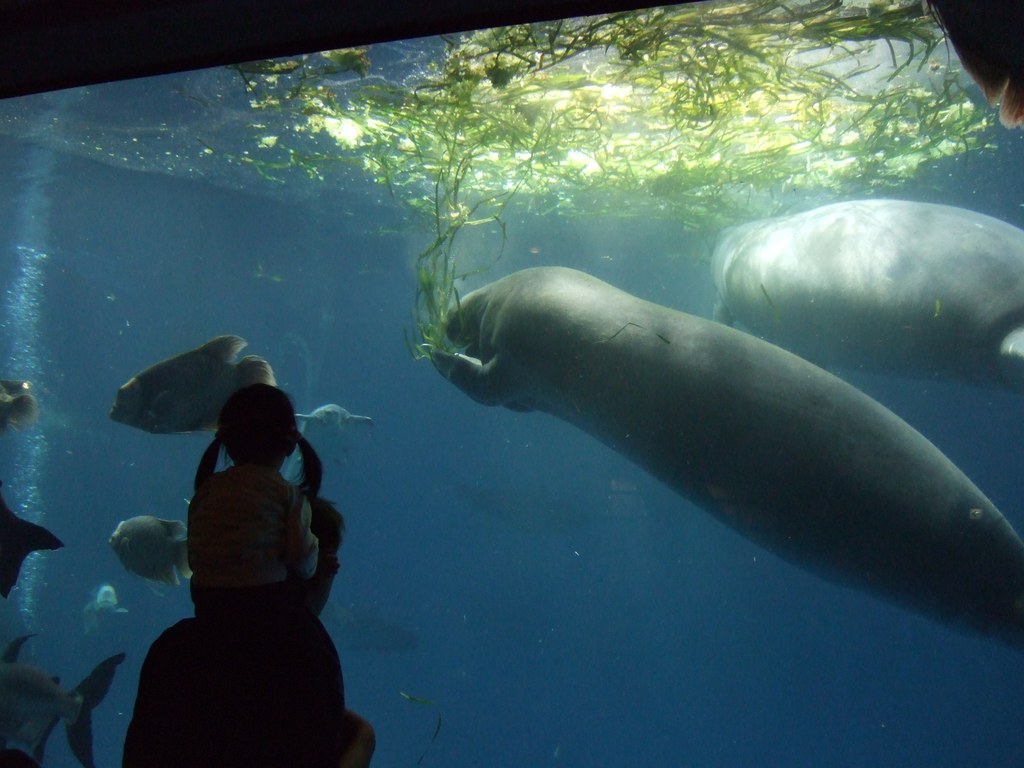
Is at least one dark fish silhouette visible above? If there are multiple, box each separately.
[0,635,124,768]
[325,603,418,654]
[0,381,37,434]
[109,516,191,586]
[109,335,276,433]
[928,0,1024,128]
[0,482,63,598]
[0,748,40,767]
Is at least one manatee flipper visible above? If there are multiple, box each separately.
[0,482,64,598]
[66,652,126,768]
[431,351,513,407]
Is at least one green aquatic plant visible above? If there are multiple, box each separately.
[234,0,993,358]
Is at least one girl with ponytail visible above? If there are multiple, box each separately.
[187,382,324,616]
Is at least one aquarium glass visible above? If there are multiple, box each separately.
[1,0,1023,765]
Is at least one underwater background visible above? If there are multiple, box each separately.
[2,2,1024,766]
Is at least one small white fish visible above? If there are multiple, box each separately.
[295,403,374,432]
[289,404,374,476]
[82,583,128,635]
[109,516,191,586]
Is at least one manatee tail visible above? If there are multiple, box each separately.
[0,483,64,598]
[236,354,277,388]
[65,652,126,768]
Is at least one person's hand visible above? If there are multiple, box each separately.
[338,709,375,768]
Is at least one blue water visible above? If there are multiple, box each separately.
[1,49,1024,768]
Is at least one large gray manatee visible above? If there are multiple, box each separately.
[712,199,1024,389]
[433,266,1024,650]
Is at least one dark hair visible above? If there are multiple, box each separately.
[193,383,323,497]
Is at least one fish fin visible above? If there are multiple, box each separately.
[176,539,193,580]
[160,519,188,541]
[32,715,61,766]
[5,392,38,431]
[162,567,181,587]
[0,500,64,598]
[201,334,248,362]
[235,354,277,388]
[66,653,125,768]
[0,633,34,663]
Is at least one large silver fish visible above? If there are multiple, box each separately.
[109,335,275,434]
[0,635,124,767]
[109,516,191,586]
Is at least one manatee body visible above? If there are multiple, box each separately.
[434,266,1024,650]
[712,199,1024,389]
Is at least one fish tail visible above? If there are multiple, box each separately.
[32,713,62,765]
[65,652,126,768]
[6,392,38,430]
[0,516,64,598]
[236,354,277,388]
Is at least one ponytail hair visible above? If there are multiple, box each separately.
[192,383,324,496]
[293,434,323,498]
[194,436,223,491]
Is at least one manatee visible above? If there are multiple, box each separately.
[434,266,1024,650]
[712,199,1024,389]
